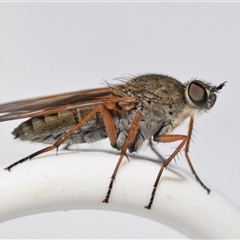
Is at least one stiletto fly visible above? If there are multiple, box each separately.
[0,74,226,209]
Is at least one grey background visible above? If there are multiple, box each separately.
[0,2,239,238]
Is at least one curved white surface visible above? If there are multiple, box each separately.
[0,151,239,239]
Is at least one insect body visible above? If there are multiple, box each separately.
[0,74,225,209]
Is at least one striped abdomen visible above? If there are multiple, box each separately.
[12,107,108,144]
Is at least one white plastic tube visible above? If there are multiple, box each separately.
[0,151,240,238]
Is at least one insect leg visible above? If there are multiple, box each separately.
[146,117,210,209]
[145,134,188,209]
[184,117,211,194]
[103,111,142,204]
[5,104,117,171]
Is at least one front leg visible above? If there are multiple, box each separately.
[145,134,188,209]
[145,117,210,209]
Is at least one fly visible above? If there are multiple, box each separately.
[0,74,226,209]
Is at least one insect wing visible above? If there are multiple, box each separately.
[0,87,137,122]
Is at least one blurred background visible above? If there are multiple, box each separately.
[0,2,239,238]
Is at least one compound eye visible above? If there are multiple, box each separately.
[187,81,208,108]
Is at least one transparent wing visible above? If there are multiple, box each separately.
[0,87,137,121]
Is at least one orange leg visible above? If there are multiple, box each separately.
[103,112,142,203]
[145,117,210,209]
[5,104,118,171]
[5,104,142,205]
[184,117,210,194]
